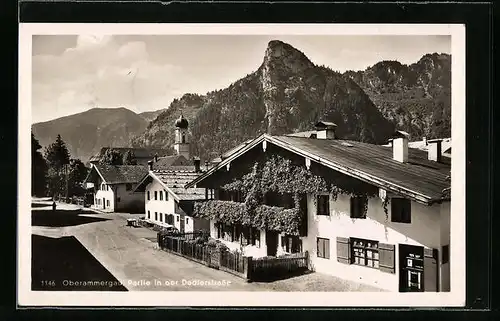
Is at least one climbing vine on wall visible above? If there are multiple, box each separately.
[195,155,381,235]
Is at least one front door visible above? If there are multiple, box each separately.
[266,230,279,256]
[103,197,106,209]
[399,244,424,292]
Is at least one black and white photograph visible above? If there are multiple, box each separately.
[19,24,465,307]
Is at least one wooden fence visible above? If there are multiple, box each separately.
[250,252,310,281]
[157,232,309,281]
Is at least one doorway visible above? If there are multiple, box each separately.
[266,230,279,256]
[399,244,424,292]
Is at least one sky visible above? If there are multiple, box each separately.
[32,35,451,123]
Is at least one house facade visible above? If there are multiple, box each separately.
[187,122,451,292]
[132,115,210,233]
[84,164,149,213]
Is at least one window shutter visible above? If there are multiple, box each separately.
[378,243,395,273]
[325,238,330,259]
[336,237,350,264]
[424,248,438,292]
[317,239,323,258]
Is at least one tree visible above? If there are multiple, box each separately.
[99,148,123,165]
[32,132,48,196]
[67,159,89,196]
[45,134,70,171]
[122,150,137,165]
[44,134,71,198]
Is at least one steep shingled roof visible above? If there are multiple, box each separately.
[91,164,149,184]
[187,134,451,205]
[133,169,205,201]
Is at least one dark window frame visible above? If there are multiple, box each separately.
[155,212,158,221]
[316,195,330,216]
[281,234,302,254]
[154,191,158,201]
[317,237,330,259]
[391,198,412,223]
[350,196,368,219]
[351,238,380,269]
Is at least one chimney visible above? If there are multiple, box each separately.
[427,139,443,162]
[392,131,409,163]
[315,121,337,139]
[147,160,153,171]
[193,157,201,173]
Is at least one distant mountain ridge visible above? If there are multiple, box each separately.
[32,42,451,164]
[131,40,396,161]
[32,107,148,163]
[139,109,165,122]
[343,52,451,139]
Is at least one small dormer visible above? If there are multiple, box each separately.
[315,121,337,139]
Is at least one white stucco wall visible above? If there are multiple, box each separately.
[94,178,115,212]
[303,192,448,292]
[114,184,144,213]
[145,180,175,225]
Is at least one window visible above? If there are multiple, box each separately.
[281,235,302,253]
[350,196,367,219]
[147,191,150,200]
[106,200,110,207]
[185,217,189,224]
[165,190,169,201]
[154,191,158,200]
[117,197,121,203]
[317,238,330,259]
[101,184,105,190]
[160,213,163,222]
[442,245,449,264]
[222,224,233,242]
[182,134,186,144]
[176,215,180,222]
[160,191,163,201]
[251,228,261,248]
[126,183,132,191]
[351,238,379,268]
[391,198,411,223]
[155,212,158,221]
[147,211,150,219]
[317,195,330,216]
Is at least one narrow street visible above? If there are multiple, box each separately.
[31,199,383,292]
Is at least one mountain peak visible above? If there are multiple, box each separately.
[262,40,314,73]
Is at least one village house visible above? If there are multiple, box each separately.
[84,164,149,213]
[132,115,210,233]
[186,122,451,292]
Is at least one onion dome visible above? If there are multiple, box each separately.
[174,114,189,129]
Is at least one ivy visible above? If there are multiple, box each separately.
[193,200,302,235]
[195,155,381,235]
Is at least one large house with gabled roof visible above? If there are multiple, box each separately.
[84,164,149,213]
[132,115,210,233]
[186,121,451,292]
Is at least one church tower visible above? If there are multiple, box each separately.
[173,114,190,159]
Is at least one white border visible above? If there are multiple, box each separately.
[18,23,466,307]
